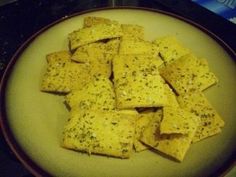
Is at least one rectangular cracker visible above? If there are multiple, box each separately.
[113,55,168,109]
[134,112,155,152]
[65,76,115,110]
[177,91,225,142]
[83,16,118,28]
[68,23,123,50]
[41,51,91,93]
[159,54,218,95]
[121,24,144,40]
[153,35,190,64]
[113,54,162,80]
[62,109,136,158]
[160,107,200,134]
[41,51,71,92]
[119,39,159,58]
[141,109,199,162]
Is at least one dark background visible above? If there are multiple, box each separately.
[0,0,235,177]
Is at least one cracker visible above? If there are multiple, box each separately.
[164,84,179,108]
[119,40,159,58]
[140,109,163,146]
[88,51,112,78]
[141,109,199,162]
[69,23,123,50]
[83,16,118,28]
[160,107,200,134]
[159,54,218,95]
[121,24,144,40]
[89,60,112,78]
[62,110,136,158]
[153,132,196,162]
[113,55,168,109]
[134,112,155,152]
[72,44,114,77]
[153,36,190,64]
[104,38,120,54]
[41,51,91,93]
[71,42,103,63]
[71,39,119,63]
[113,54,162,80]
[65,76,115,110]
[46,50,71,64]
[114,75,168,108]
[177,91,225,142]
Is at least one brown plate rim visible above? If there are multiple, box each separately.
[0,6,235,177]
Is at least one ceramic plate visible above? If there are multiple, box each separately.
[0,8,235,177]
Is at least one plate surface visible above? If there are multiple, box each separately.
[1,8,236,177]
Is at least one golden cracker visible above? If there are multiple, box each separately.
[62,110,136,158]
[83,16,118,28]
[160,54,218,95]
[65,76,115,110]
[177,91,225,142]
[153,36,190,64]
[141,109,199,162]
[69,23,123,50]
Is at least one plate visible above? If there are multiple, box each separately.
[0,8,236,177]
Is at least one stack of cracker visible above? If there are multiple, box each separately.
[40,16,224,162]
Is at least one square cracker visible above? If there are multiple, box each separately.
[41,51,91,93]
[159,54,218,95]
[141,109,199,162]
[160,107,200,135]
[114,74,168,109]
[113,55,168,109]
[62,109,136,158]
[68,23,123,50]
[153,36,190,64]
[134,111,155,152]
[121,24,144,40]
[65,76,115,110]
[83,16,118,28]
[177,91,225,142]
[119,39,159,58]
